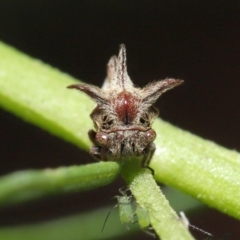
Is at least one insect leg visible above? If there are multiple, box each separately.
[141,143,156,175]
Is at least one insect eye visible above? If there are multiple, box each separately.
[96,132,108,145]
[146,129,156,142]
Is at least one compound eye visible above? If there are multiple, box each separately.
[146,129,156,142]
[96,132,108,146]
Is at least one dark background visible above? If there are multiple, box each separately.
[0,1,239,239]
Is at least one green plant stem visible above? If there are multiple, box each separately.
[151,120,240,219]
[121,159,195,240]
[0,41,93,150]
[0,162,120,206]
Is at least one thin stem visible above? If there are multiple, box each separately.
[0,162,120,206]
[151,120,240,220]
[121,159,195,240]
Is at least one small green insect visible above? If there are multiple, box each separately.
[102,188,153,233]
[101,188,135,232]
[135,204,151,230]
[117,188,152,231]
[116,189,135,227]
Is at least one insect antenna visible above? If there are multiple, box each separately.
[101,206,115,233]
[189,224,213,239]
[179,211,213,239]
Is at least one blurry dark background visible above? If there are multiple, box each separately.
[0,1,239,239]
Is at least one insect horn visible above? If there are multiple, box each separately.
[67,83,106,105]
[105,44,133,90]
[141,78,184,107]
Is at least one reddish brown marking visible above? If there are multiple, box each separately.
[114,92,139,124]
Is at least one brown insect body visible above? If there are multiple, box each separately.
[68,44,183,167]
